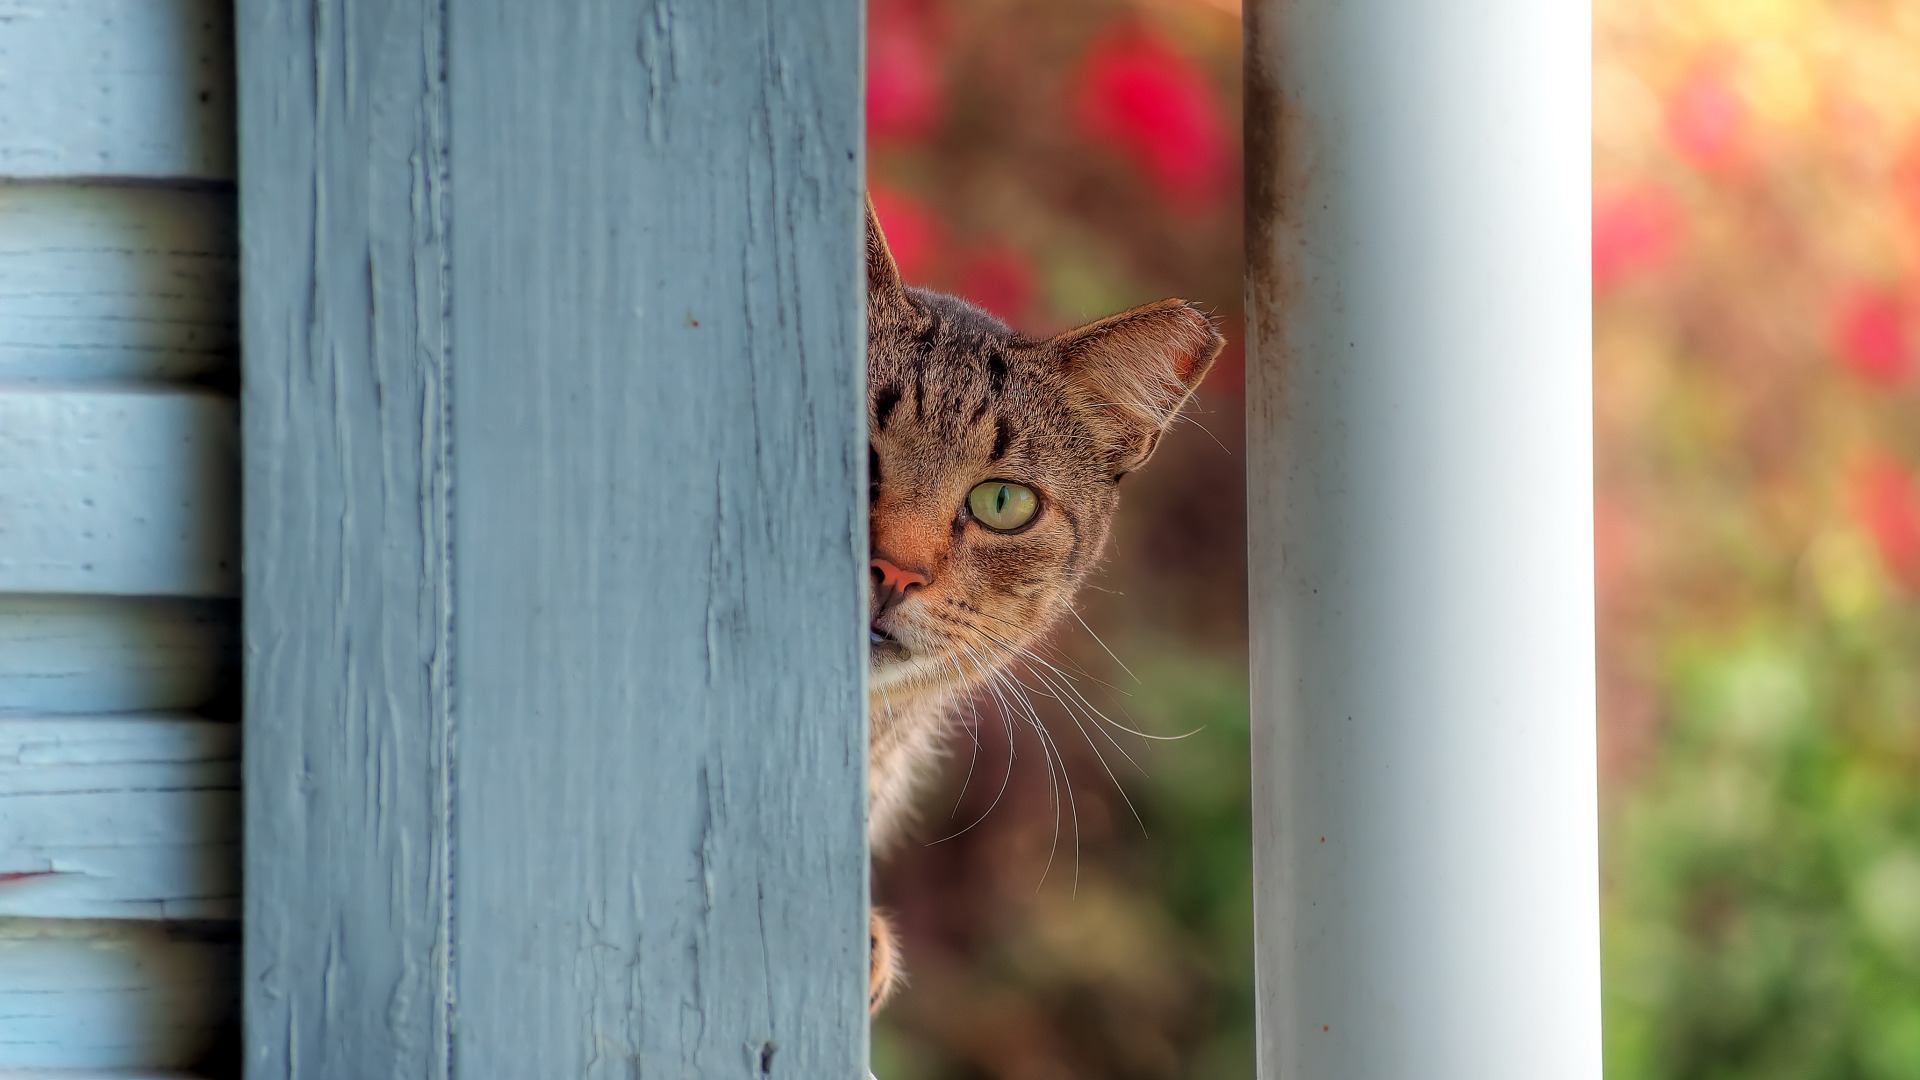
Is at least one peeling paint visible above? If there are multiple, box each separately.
[243,0,868,1075]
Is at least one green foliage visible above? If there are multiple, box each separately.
[1604,608,1920,1080]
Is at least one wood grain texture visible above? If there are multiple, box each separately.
[0,596,235,715]
[0,183,238,382]
[242,0,864,1075]
[0,388,238,597]
[0,715,238,920]
[451,1,867,1072]
[0,0,234,180]
[0,917,236,1069]
[238,0,457,1071]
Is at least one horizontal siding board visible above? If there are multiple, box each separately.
[0,0,234,180]
[0,917,236,1069]
[0,1074,197,1080]
[0,183,238,382]
[0,0,243,1069]
[0,388,238,597]
[0,596,235,715]
[0,841,236,920]
[0,715,238,920]
[0,1074,197,1079]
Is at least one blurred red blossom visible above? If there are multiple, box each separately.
[868,0,947,142]
[958,245,1036,326]
[1831,286,1914,385]
[1666,64,1750,174]
[1850,454,1920,589]
[1072,25,1235,209]
[868,185,943,282]
[1594,186,1683,293]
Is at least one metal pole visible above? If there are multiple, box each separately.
[1243,0,1599,1076]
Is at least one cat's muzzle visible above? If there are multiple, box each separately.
[869,624,909,662]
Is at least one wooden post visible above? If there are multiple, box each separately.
[1244,0,1600,1077]
[238,1,869,1076]
[0,0,241,1072]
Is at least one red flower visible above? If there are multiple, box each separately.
[868,0,946,142]
[1073,26,1235,210]
[1593,186,1682,293]
[1831,287,1914,386]
[1666,65,1750,174]
[1851,455,1920,590]
[867,185,943,282]
[959,245,1036,325]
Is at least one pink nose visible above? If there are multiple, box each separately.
[871,557,929,615]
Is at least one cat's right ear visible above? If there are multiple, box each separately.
[1047,299,1224,476]
[866,194,912,315]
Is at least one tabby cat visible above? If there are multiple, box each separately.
[863,198,1223,1008]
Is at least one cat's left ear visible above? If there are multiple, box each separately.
[1046,299,1224,476]
[866,194,913,318]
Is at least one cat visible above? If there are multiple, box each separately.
[862,197,1222,1009]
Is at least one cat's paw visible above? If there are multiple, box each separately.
[869,908,903,1012]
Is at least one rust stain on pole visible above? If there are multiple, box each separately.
[1242,1,1317,428]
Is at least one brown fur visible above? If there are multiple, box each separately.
[863,197,1222,1009]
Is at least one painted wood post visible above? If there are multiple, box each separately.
[0,0,241,1072]
[1244,0,1600,1077]
[238,1,869,1076]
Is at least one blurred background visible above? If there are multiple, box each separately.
[865,1,1920,1078]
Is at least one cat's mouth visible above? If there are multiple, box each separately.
[869,623,909,663]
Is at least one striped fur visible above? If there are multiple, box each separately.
[863,197,1222,1008]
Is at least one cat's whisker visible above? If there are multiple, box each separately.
[1005,637,1200,745]
[1062,604,1140,685]
[982,660,1075,890]
[986,647,1150,838]
[924,643,1022,845]
[940,653,986,819]
[1013,656,1150,778]
[965,625,1202,845]
[966,622,1187,748]
[943,644,1031,831]
[1020,660,1152,840]
[955,606,1115,689]
[1021,695,1081,896]
[973,609,1095,667]
[968,645,1026,828]
[954,623,1179,850]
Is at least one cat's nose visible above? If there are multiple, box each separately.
[870,557,930,616]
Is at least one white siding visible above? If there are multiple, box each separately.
[0,0,234,180]
[0,0,238,1074]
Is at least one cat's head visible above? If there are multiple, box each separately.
[865,198,1222,699]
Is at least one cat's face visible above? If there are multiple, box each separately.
[864,202,1221,700]
[867,293,1122,695]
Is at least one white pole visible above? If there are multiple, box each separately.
[1243,0,1598,1077]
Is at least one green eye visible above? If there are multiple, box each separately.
[967,481,1039,531]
